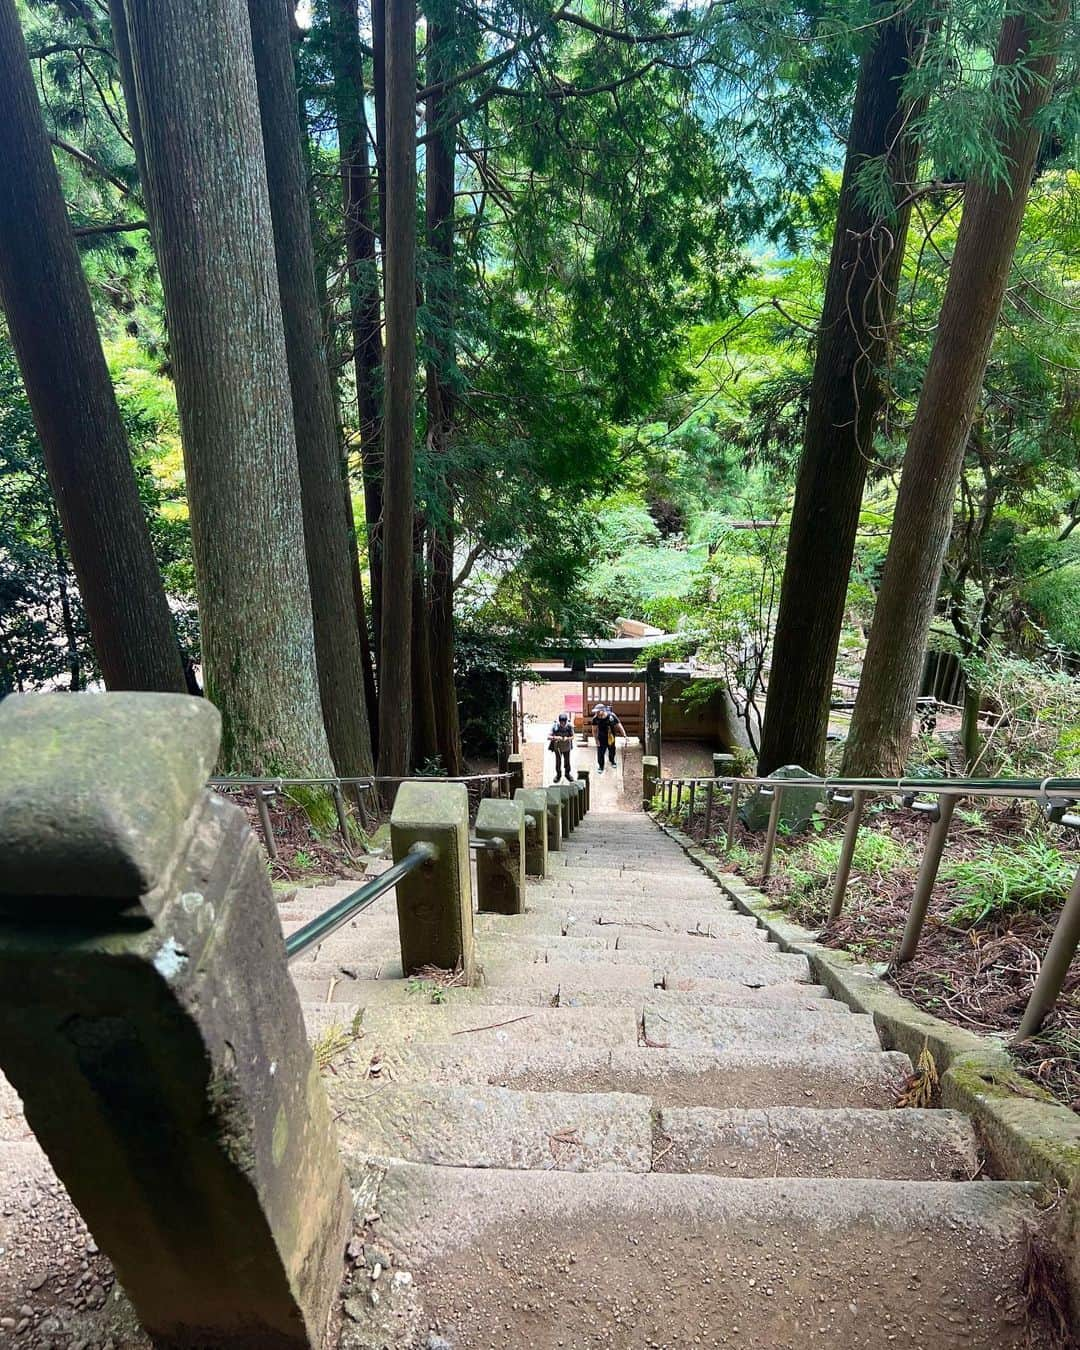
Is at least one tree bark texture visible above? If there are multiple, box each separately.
[248,0,374,777]
[377,0,417,775]
[0,0,185,694]
[329,0,385,655]
[758,19,921,775]
[121,0,332,774]
[842,1,1066,777]
[425,3,463,773]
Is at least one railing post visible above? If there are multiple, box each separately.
[514,788,549,877]
[726,781,740,850]
[828,789,866,923]
[391,780,475,982]
[543,786,564,852]
[896,793,958,965]
[331,781,352,850]
[704,780,715,837]
[576,768,590,812]
[572,779,585,825]
[475,799,525,915]
[688,780,697,826]
[760,787,783,882]
[507,753,525,796]
[0,693,349,1349]
[642,755,659,809]
[665,779,674,812]
[676,781,684,812]
[255,784,278,858]
[1015,862,1080,1040]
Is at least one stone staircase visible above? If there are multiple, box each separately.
[282,808,1049,1350]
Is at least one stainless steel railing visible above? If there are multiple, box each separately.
[652,771,1080,1041]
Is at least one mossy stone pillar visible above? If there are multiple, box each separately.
[713,753,736,778]
[475,798,525,915]
[576,768,590,813]
[514,788,548,877]
[543,785,563,852]
[0,693,349,1350]
[507,753,525,796]
[391,781,475,982]
[642,755,660,809]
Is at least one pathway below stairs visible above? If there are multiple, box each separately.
[281,805,1051,1350]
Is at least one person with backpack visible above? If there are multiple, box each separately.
[548,711,575,782]
[591,703,626,773]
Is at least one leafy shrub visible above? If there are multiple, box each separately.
[942,840,1076,925]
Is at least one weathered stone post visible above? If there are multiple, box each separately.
[543,785,564,852]
[0,693,349,1349]
[713,752,736,778]
[571,780,585,825]
[515,788,549,877]
[507,753,525,796]
[576,768,590,812]
[642,755,660,808]
[391,781,475,982]
[475,798,525,914]
[556,783,574,836]
[645,657,662,777]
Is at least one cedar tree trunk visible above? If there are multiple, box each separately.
[843,2,1067,777]
[248,0,374,776]
[758,18,922,774]
[0,0,184,694]
[121,0,332,773]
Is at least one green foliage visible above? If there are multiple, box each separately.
[783,831,916,896]
[943,840,1076,925]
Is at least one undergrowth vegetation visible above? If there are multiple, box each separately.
[656,792,1080,1112]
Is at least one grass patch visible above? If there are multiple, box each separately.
[942,840,1075,925]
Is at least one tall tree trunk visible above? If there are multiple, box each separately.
[371,0,389,247]
[48,511,82,692]
[247,0,373,777]
[843,1,1066,777]
[329,0,385,658]
[411,527,439,767]
[342,471,381,755]
[758,18,922,774]
[425,1,463,773]
[120,0,332,774]
[377,0,417,775]
[0,0,184,694]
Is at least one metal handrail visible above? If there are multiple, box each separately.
[653,768,1080,1041]
[284,842,435,962]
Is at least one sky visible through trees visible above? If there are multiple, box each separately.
[0,0,1077,785]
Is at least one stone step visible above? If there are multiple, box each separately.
[615,930,769,954]
[346,1165,1040,1349]
[294,978,842,1014]
[497,909,763,939]
[641,1004,880,1051]
[354,1004,640,1050]
[475,942,813,986]
[331,1083,653,1172]
[313,1037,912,1109]
[655,1107,981,1181]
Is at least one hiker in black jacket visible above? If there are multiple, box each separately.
[591,703,625,773]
